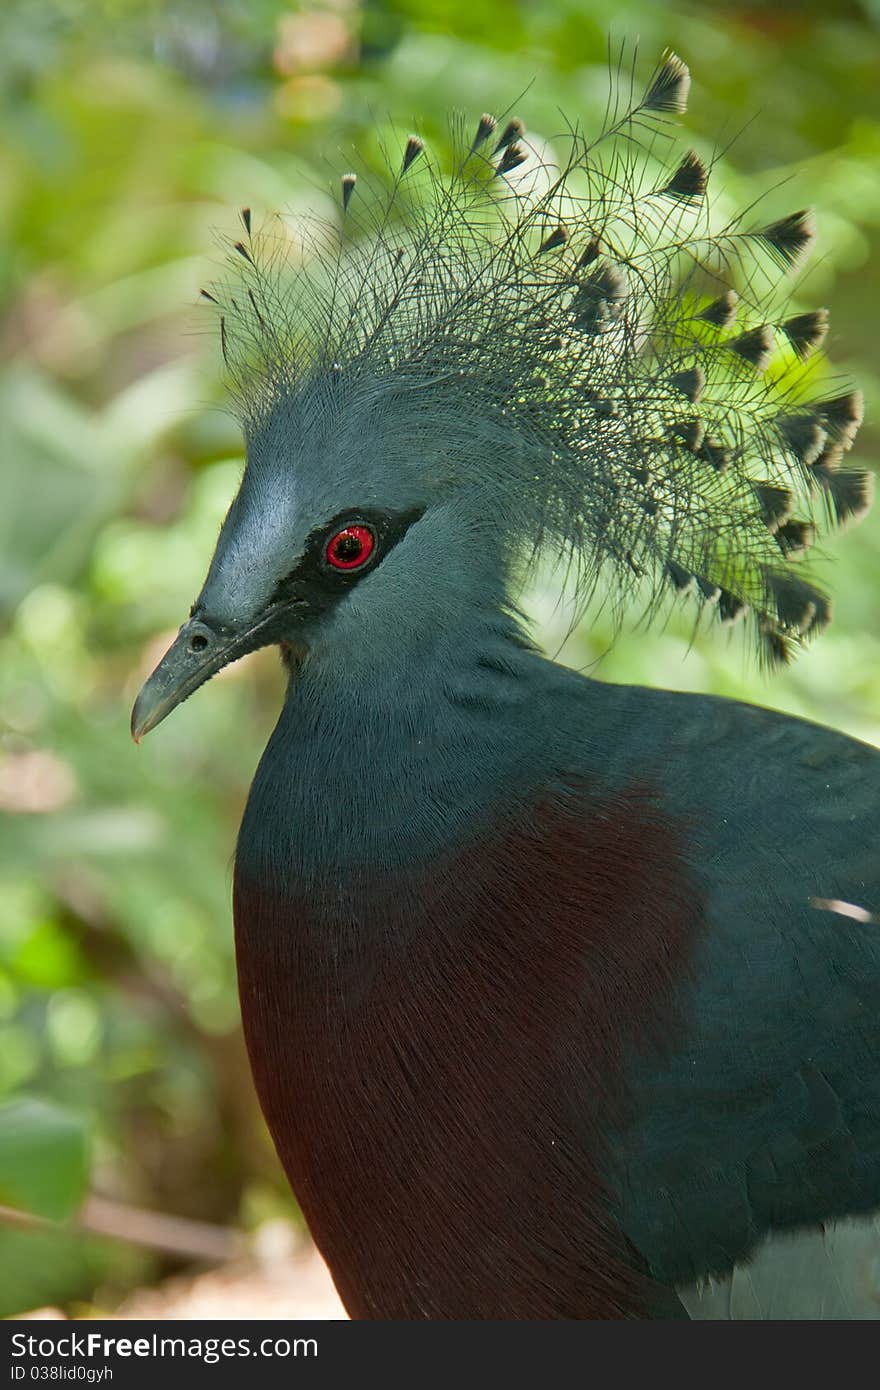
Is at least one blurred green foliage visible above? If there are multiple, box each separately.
[0,1098,89,1220]
[0,0,878,1315]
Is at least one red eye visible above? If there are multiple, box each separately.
[325,524,376,571]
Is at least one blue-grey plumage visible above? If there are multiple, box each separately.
[131,51,880,1318]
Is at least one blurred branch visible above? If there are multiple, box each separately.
[0,1195,245,1264]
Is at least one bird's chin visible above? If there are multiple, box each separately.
[279,640,308,674]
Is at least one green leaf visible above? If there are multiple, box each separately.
[0,1097,90,1221]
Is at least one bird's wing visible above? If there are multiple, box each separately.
[571,682,880,1316]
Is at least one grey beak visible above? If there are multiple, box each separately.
[131,618,233,741]
[131,610,283,741]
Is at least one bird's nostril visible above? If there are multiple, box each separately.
[190,633,209,653]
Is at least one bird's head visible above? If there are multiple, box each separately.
[130,363,512,739]
[132,53,871,741]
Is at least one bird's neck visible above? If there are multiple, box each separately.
[236,597,596,896]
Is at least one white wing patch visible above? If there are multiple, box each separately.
[811,897,880,926]
[679,1214,880,1319]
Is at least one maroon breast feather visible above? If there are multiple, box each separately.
[234,779,702,1319]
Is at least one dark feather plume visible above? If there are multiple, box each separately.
[493,117,525,154]
[642,51,691,113]
[727,325,774,372]
[698,438,733,473]
[571,264,628,334]
[667,560,695,593]
[760,622,795,668]
[247,287,265,329]
[777,413,827,468]
[578,237,601,268]
[696,290,739,329]
[539,224,569,254]
[817,469,875,526]
[401,136,424,173]
[816,390,864,448]
[495,143,527,176]
[752,209,815,271]
[766,573,830,635]
[471,114,497,151]
[669,418,706,451]
[810,441,846,480]
[669,366,705,403]
[719,590,746,624]
[753,482,793,532]
[657,150,708,204]
[775,519,816,557]
[781,309,828,360]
